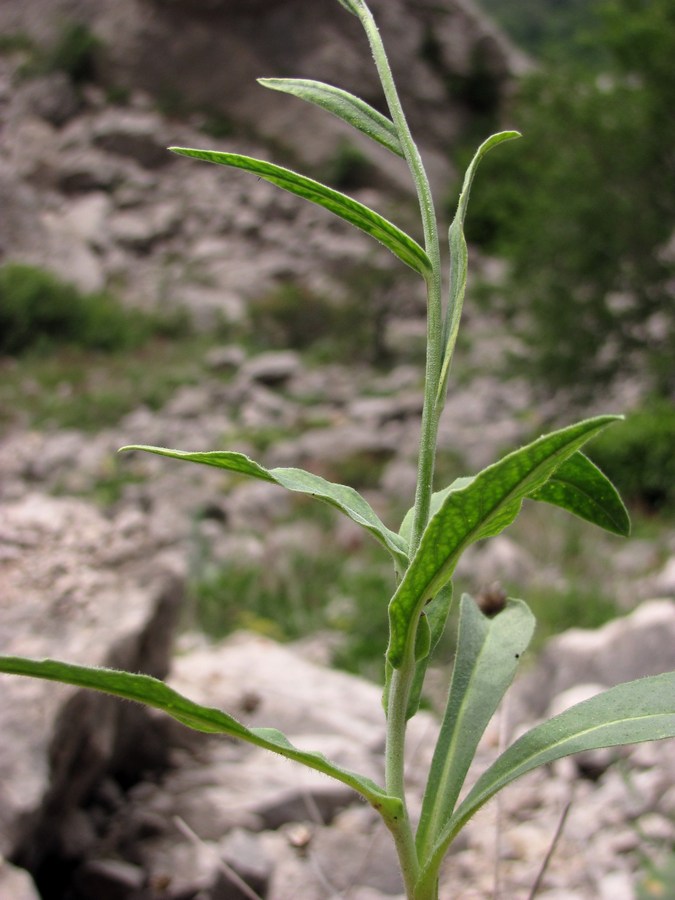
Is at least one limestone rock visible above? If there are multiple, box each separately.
[0,0,527,192]
[0,494,184,869]
[514,599,675,720]
[0,859,41,900]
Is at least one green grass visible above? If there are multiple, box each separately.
[189,513,395,681]
[0,263,182,356]
[0,336,219,431]
[637,852,675,899]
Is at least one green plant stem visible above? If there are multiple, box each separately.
[356,4,443,553]
[357,10,444,896]
[385,659,420,897]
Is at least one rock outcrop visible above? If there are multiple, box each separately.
[0,0,528,190]
[0,494,183,875]
[3,620,675,899]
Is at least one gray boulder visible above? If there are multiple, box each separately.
[0,494,184,870]
[513,599,675,721]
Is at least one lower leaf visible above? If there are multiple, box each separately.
[0,655,402,822]
[420,671,675,884]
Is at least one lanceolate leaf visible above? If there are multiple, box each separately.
[416,595,535,861]
[0,656,402,821]
[399,450,629,542]
[530,451,630,536]
[386,415,620,668]
[121,445,409,570]
[404,584,454,720]
[169,147,431,277]
[419,672,675,884]
[258,79,404,158]
[437,131,520,405]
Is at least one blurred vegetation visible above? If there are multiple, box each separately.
[637,852,675,900]
[477,0,604,62]
[0,263,184,355]
[247,271,395,365]
[12,21,101,84]
[0,263,218,431]
[189,519,394,682]
[41,21,100,84]
[467,0,675,399]
[587,399,675,515]
[318,138,375,191]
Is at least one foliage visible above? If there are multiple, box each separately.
[1,3,673,899]
[637,852,675,899]
[191,535,393,680]
[587,399,675,514]
[43,21,101,83]
[0,32,36,56]
[467,0,675,397]
[0,263,171,356]
[0,335,215,432]
[248,271,395,364]
[17,21,101,84]
[477,0,604,61]
[319,137,375,190]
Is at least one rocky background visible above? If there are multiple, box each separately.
[1,0,675,898]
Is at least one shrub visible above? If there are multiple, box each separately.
[0,263,174,356]
[587,399,675,514]
[464,0,675,398]
[40,21,100,84]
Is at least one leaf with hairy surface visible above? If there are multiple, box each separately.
[0,655,403,822]
[170,148,431,277]
[121,445,409,570]
[417,671,675,891]
[258,79,404,158]
[387,415,621,668]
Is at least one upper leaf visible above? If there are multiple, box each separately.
[0,655,402,821]
[258,79,404,158]
[400,449,629,542]
[169,147,431,277]
[437,131,521,406]
[419,671,675,885]
[415,594,535,862]
[386,416,621,668]
[121,445,409,570]
[398,476,472,545]
[530,451,630,536]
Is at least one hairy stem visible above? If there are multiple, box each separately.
[385,659,420,897]
[356,4,443,553]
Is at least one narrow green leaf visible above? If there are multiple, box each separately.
[414,610,431,662]
[121,445,409,570]
[404,584,454,720]
[169,147,431,277]
[422,671,675,880]
[258,79,404,158]
[0,655,402,820]
[401,449,628,549]
[437,131,520,406]
[530,451,630,536]
[416,595,535,862]
[386,415,620,668]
